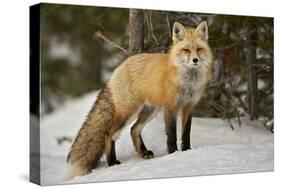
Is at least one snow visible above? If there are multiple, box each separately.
[39,92,274,185]
[237,79,266,92]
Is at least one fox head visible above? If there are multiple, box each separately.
[169,21,213,71]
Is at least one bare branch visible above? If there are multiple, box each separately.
[94,31,128,55]
[149,11,159,45]
[237,111,241,127]
[166,12,171,37]
[212,40,241,51]
[144,11,151,49]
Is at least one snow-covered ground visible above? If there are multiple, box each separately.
[39,92,274,185]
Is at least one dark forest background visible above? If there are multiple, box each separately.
[40,4,273,132]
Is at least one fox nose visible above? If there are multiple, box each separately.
[192,58,199,64]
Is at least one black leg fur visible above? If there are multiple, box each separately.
[131,106,155,159]
[164,110,177,153]
[107,140,120,166]
[105,115,129,167]
[182,114,192,151]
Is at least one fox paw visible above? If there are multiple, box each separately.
[182,146,192,151]
[108,160,121,166]
[141,150,154,159]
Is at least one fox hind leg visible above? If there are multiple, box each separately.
[131,106,157,159]
[105,137,120,166]
[105,114,130,166]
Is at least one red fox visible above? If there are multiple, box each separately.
[65,21,213,180]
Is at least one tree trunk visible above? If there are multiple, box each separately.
[247,23,258,120]
[128,9,144,55]
[214,49,225,82]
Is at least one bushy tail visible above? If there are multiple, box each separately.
[65,86,115,181]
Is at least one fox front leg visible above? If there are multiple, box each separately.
[181,113,192,151]
[164,110,178,153]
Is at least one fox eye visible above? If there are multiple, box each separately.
[183,49,190,53]
[197,48,204,53]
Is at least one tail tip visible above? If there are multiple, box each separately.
[64,162,88,181]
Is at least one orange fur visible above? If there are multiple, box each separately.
[66,21,213,180]
[108,22,213,113]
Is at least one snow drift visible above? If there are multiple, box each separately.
[39,92,274,185]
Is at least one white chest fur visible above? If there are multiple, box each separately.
[176,68,206,106]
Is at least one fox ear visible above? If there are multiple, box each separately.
[173,22,185,41]
[195,21,208,41]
